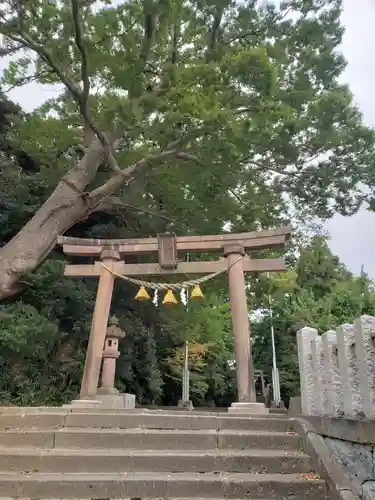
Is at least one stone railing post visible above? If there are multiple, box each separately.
[336,323,363,417]
[354,315,375,419]
[321,330,344,417]
[311,335,325,415]
[296,327,319,416]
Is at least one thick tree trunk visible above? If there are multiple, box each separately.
[0,140,105,300]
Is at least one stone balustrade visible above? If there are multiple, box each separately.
[297,315,375,419]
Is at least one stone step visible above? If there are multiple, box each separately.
[0,497,308,500]
[0,448,311,474]
[0,498,308,500]
[0,406,288,415]
[0,471,326,499]
[0,412,293,432]
[0,428,301,451]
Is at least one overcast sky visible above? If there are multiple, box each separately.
[1,0,374,277]
[325,0,375,278]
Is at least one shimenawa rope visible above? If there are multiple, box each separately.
[101,254,245,291]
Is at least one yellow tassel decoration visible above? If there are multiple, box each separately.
[135,286,151,301]
[163,289,178,305]
[190,284,204,300]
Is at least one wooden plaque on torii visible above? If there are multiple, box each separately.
[57,225,292,405]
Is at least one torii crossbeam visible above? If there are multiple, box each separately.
[58,225,292,411]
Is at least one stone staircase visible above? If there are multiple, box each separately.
[0,408,327,499]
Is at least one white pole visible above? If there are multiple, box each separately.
[267,273,281,406]
[184,340,189,370]
[182,340,189,401]
[181,253,190,403]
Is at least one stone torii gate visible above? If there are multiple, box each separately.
[58,225,291,413]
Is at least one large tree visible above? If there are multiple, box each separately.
[0,0,373,299]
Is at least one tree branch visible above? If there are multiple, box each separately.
[89,147,181,201]
[3,31,83,100]
[91,196,188,230]
[206,7,224,61]
[0,16,126,179]
[171,20,179,64]
[175,152,246,206]
[3,70,52,93]
[140,0,157,65]
[70,0,90,145]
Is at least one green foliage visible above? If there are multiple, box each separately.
[0,303,59,358]
[0,303,70,405]
[295,236,350,298]
[160,297,236,405]
[118,323,164,405]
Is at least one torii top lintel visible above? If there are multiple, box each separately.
[57,225,292,257]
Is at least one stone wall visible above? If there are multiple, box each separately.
[296,316,375,500]
[297,315,375,419]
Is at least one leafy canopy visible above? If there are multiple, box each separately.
[0,0,373,236]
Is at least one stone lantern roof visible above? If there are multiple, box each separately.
[106,315,125,340]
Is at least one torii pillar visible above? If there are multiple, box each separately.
[80,248,120,400]
[224,245,266,414]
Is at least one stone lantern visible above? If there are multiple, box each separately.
[97,315,125,395]
[66,315,135,410]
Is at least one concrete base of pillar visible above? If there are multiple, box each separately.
[96,387,120,395]
[177,399,194,411]
[228,401,269,414]
[63,392,136,411]
[288,396,301,416]
[270,400,286,409]
[95,393,136,410]
[63,399,101,409]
